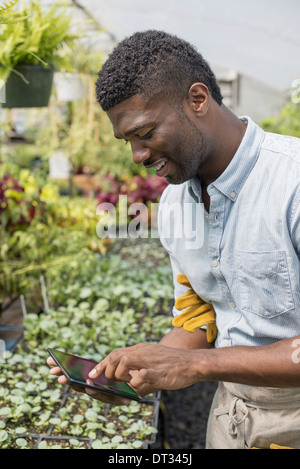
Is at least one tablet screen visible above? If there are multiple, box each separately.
[48,348,140,400]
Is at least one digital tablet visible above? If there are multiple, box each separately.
[47,348,141,401]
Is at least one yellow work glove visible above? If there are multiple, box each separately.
[172,274,218,343]
[252,444,293,449]
[269,444,293,449]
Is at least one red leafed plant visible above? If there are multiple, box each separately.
[0,174,37,231]
[96,174,168,206]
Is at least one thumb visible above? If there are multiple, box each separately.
[89,362,105,379]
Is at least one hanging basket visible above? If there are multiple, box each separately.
[54,72,86,102]
[1,65,54,108]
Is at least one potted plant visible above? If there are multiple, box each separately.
[53,42,104,102]
[0,0,78,108]
[0,0,28,24]
[54,72,85,102]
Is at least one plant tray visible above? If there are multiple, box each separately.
[1,386,160,449]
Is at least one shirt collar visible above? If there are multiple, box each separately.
[188,116,265,202]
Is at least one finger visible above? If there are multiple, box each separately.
[103,348,142,382]
[90,344,153,382]
[85,379,97,394]
[58,375,69,385]
[105,357,132,382]
[176,274,191,288]
[206,322,218,343]
[106,349,156,383]
[128,371,158,396]
[172,304,204,327]
[88,361,105,379]
[49,366,63,376]
[47,357,57,367]
[129,368,161,391]
[183,310,216,332]
[129,369,138,378]
[174,289,202,309]
[89,346,137,380]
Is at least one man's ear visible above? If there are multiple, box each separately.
[186,83,210,116]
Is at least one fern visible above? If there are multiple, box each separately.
[0,0,79,80]
[0,0,19,12]
[0,0,28,24]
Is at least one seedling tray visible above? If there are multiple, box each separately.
[1,383,160,449]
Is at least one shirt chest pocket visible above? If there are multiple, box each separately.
[237,250,294,318]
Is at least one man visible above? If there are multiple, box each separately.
[48,30,300,449]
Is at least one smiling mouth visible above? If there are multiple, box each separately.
[145,158,167,171]
[152,160,166,171]
[155,160,170,178]
[144,158,169,178]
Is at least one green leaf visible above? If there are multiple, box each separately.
[73,414,84,424]
[79,287,92,299]
[91,440,103,449]
[16,438,28,448]
[0,407,11,417]
[132,440,144,448]
[69,438,80,447]
[17,403,31,414]
[111,435,123,444]
[84,409,98,422]
[49,417,61,425]
[38,441,48,449]
[15,427,27,434]
[0,430,9,442]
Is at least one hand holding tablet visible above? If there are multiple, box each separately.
[47,348,141,404]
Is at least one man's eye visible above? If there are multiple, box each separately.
[140,130,153,140]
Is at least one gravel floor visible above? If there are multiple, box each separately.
[152,381,218,449]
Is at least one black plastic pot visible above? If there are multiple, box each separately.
[1,64,54,108]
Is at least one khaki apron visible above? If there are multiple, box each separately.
[206,381,300,449]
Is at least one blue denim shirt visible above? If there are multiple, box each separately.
[158,116,300,348]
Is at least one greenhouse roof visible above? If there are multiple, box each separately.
[78,0,300,92]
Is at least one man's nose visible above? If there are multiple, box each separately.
[130,141,151,165]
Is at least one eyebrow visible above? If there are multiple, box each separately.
[115,123,151,140]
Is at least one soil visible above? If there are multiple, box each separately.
[38,437,90,449]
[151,380,218,450]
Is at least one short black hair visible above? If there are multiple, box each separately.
[96,30,223,111]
